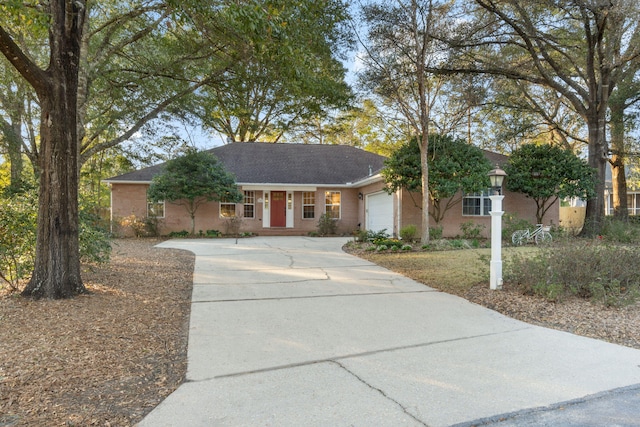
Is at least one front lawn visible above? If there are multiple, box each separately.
[348,243,536,296]
[360,248,490,295]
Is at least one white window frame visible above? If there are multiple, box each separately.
[462,190,492,216]
[324,191,341,219]
[243,191,255,219]
[302,191,315,219]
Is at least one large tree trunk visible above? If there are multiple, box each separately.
[581,112,608,236]
[21,0,87,298]
[23,98,85,298]
[611,155,628,219]
[420,132,430,243]
[610,99,628,220]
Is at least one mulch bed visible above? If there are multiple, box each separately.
[0,239,194,427]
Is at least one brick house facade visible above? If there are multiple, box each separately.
[105,143,558,238]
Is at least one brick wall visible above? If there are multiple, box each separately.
[110,184,367,236]
[398,189,560,239]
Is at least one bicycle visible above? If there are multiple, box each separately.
[511,224,552,245]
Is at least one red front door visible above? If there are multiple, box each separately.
[271,191,286,227]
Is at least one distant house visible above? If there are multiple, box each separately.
[104,142,557,238]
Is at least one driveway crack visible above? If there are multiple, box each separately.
[329,360,430,426]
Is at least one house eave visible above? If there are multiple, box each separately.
[346,173,384,188]
[102,179,152,185]
[103,175,384,189]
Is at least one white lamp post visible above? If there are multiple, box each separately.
[488,165,507,290]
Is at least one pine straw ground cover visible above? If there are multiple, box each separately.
[345,244,640,350]
[0,239,194,427]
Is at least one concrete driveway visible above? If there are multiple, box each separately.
[139,236,640,426]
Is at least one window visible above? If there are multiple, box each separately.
[462,191,492,216]
[627,193,640,216]
[303,191,315,219]
[325,191,341,219]
[220,201,236,218]
[147,201,165,218]
[243,191,255,218]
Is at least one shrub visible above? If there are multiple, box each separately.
[399,224,418,242]
[317,214,338,236]
[79,212,112,265]
[224,216,243,236]
[429,225,443,240]
[0,192,37,290]
[460,221,485,240]
[353,229,368,242]
[120,214,147,237]
[365,229,390,242]
[600,218,640,244]
[373,238,403,249]
[504,241,640,306]
[144,215,161,237]
[168,230,190,238]
[449,239,467,249]
[206,229,221,237]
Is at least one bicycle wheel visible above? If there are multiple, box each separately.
[535,231,552,245]
[511,230,527,246]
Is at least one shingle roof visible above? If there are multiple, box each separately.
[482,149,509,167]
[105,142,387,185]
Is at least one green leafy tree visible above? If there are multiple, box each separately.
[477,79,588,153]
[148,149,243,235]
[0,0,310,299]
[360,0,456,243]
[382,134,492,223]
[504,144,596,224]
[442,0,640,234]
[192,0,353,143]
[321,99,406,156]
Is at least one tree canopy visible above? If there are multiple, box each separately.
[0,0,353,299]
[382,134,492,223]
[147,149,242,235]
[439,0,640,234]
[504,144,596,224]
[189,0,354,143]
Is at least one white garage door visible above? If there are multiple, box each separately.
[366,192,394,235]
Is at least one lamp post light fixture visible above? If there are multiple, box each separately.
[488,165,507,290]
